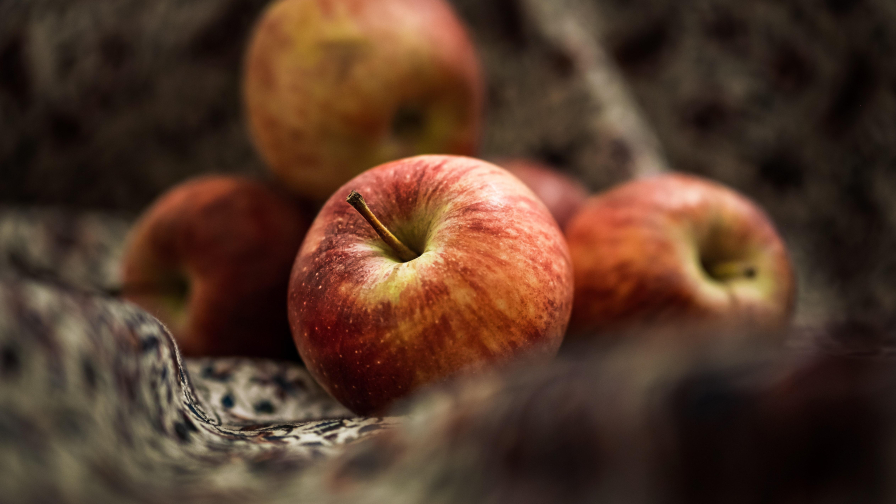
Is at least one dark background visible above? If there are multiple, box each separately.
[1,0,894,333]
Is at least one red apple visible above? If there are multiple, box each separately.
[288,155,574,414]
[243,0,484,202]
[565,173,796,339]
[496,158,590,230]
[121,175,310,359]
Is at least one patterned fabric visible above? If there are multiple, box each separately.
[0,207,129,295]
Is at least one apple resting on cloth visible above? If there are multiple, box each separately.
[496,158,590,231]
[243,0,484,202]
[565,173,796,339]
[121,175,310,359]
[288,155,574,415]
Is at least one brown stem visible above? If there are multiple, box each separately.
[346,190,419,262]
[707,260,756,281]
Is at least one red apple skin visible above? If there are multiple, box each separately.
[288,155,574,415]
[496,158,590,230]
[243,0,484,202]
[565,173,796,339]
[121,175,310,359]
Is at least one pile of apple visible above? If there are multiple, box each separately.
[120,0,796,415]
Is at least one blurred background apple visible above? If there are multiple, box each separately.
[495,157,590,230]
[120,175,310,358]
[243,0,485,202]
[565,173,796,340]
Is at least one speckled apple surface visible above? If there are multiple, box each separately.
[289,155,574,414]
[566,173,796,338]
[243,0,484,201]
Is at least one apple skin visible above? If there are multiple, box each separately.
[121,175,310,359]
[288,154,574,415]
[565,173,796,339]
[243,0,484,202]
[496,158,590,231]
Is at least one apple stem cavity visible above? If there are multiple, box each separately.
[347,190,420,262]
[706,260,757,282]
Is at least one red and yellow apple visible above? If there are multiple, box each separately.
[243,0,484,202]
[565,173,796,339]
[121,175,311,359]
[288,155,574,414]
[496,158,590,230]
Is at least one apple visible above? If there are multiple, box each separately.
[288,154,574,414]
[565,172,796,339]
[496,158,590,230]
[120,175,310,359]
[243,0,484,202]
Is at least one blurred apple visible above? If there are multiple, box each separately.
[243,0,484,202]
[496,158,590,230]
[565,173,796,339]
[121,175,310,358]
[288,155,573,414]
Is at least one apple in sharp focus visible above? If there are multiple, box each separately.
[243,0,484,202]
[288,154,574,415]
[121,175,311,359]
[496,158,590,230]
[565,172,796,339]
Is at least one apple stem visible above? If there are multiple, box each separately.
[346,190,419,262]
[708,260,756,281]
